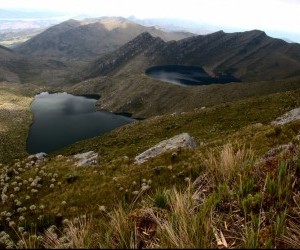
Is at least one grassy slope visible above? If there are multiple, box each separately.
[1,85,300,248]
[57,88,300,162]
[7,88,296,217]
[67,74,300,119]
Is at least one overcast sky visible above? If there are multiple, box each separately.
[1,0,300,42]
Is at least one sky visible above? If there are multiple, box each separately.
[1,0,300,42]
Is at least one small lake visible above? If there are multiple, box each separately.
[145,65,240,86]
[26,92,134,154]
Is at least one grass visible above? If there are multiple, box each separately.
[1,135,300,248]
[66,74,300,119]
[56,87,300,165]
[2,78,300,248]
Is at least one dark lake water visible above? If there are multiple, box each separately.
[145,65,240,86]
[26,92,134,154]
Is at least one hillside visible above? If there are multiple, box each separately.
[79,30,300,82]
[14,17,193,62]
[1,85,300,248]
[0,45,21,82]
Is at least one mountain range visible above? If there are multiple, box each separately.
[78,30,300,83]
[0,17,299,115]
[0,17,297,85]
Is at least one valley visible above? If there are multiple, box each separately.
[1,15,300,249]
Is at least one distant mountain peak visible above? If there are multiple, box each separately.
[14,18,191,61]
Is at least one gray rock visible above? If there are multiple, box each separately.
[28,153,47,163]
[134,133,196,165]
[271,108,300,126]
[73,151,98,167]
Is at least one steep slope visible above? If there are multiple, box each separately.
[81,30,300,82]
[14,17,193,62]
[0,45,21,82]
[81,32,165,79]
[0,44,75,84]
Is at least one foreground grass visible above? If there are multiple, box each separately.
[1,140,300,248]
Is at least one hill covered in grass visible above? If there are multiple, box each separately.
[1,85,300,248]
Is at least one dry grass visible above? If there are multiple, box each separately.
[151,184,215,248]
[42,215,93,249]
[205,144,254,183]
[278,218,300,248]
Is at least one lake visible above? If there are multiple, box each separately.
[145,65,240,86]
[26,92,134,154]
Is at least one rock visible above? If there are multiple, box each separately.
[28,153,47,164]
[134,133,197,165]
[256,142,299,168]
[271,108,300,126]
[253,123,263,127]
[73,151,98,167]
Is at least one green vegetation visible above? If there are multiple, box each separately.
[1,81,300,248]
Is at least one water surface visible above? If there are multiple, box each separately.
[145,65,240,86]
[27,92,134,154]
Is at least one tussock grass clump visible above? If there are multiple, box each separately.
[205,144,254,183]
[152,185,216,248]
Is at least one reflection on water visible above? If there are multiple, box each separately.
[145,65,240,86]
[27,92,134,154]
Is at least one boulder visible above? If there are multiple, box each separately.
[271,108,300,126]
[134,133,196,165]
[28,152,48,163]
[73,151,98,167]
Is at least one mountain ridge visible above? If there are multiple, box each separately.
[14,17,194,62]
[77,29,300,82]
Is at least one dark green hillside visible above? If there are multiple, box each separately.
[79,30,300,83]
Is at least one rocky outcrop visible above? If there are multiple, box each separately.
[84,32,165,79]
[28,152,48,164]
[271,108,300,126]
[134,133,196,165]
[73,151,98,167]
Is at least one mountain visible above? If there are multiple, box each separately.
[0,45,21,82]
[79,30,300,82]
[128,16,218,34]
[14,17,194,62]
[0,44,75,84]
